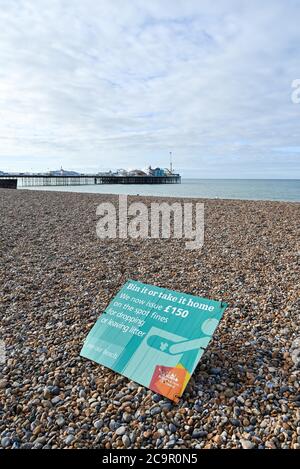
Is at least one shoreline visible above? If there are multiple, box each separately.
[18,186,300,204]
[0,188,299,449]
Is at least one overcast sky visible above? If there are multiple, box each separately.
[0,0,300,177]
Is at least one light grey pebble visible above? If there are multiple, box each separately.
[1,437,11,448]
[157,428,166,437]
[166,440,176,448]
[115,426,126,436]
[21,443,33,449]
[94,419,104,430]
[33,443,43,449]
[122,435,130,448]
[65,435,75,445]
[51,396,61,405]
[240,439,255,449]
[128,382,138,390]
[192,430,207,438]
[122,412,132,423]
[56,416,65,427]
[109,420,116,431]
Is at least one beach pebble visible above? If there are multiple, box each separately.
[56,416,65,427]
[150,406,161,416]
[51,396,61,405]
[122,435,131,448]
[122,412,132,423]
[0,379,8,389]
[169,423,177,433]
[94,420,104,430]
[240,439,255,449]
[115,426,126,436]
[1,437,11,448]
[192,430,207,438]
[65,435,75,446]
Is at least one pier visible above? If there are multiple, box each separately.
[0,178,17,189]
[0,174,181,187]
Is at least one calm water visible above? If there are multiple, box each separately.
[22,179,300,202]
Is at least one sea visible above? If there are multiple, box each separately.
[22,179,300,202]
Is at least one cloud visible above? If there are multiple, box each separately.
[0,0,299,177]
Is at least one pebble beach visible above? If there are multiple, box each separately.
[0,188,299,449]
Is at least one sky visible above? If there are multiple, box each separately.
[0,0,300,178]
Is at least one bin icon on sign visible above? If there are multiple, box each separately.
[121,318,218,401]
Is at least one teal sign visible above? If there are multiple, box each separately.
[81,280,227,402]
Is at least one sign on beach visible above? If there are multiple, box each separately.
[81,280,227,402]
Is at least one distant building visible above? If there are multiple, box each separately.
[97,170,113,176]
[148,166,166,177]
[128,169,147,176]
[48,167,80,176]
[114,168,128,176]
